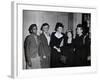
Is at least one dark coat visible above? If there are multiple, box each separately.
[83,34,91,65]
[61,36,74,66]
[50,32,64,67]
[38,33,51,68]
[74,35,86,66]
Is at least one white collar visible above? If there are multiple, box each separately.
[44,32,50,45]
[55,32,63,39]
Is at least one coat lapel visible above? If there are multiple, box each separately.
[41,33,48,46]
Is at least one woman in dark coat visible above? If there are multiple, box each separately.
[61,30,74,67]
[50,22,64,68]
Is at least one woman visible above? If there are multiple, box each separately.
[61,30,74,67]
[24,24,41,69]
[50,22,64,68]
[38,23,51,68]
[74,24,86,66]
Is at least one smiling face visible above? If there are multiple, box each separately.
[42,25,49,33]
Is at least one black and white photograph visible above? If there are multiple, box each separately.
[23,10,91,69]
[11,2,97,78]
[0,0,99,80]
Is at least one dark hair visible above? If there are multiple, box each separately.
[65,30,73,38]
[83,26,89,35]
[76,24,83,30]
[28,24,37,34]
[55,22,64,31]
[40,23,50,31]
[76,24,84,36]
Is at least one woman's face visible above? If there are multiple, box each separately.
[67,32,72,38]
[32,26,37,34]
[57,26,63,33]
[43,25,49,33]
[77,27,83,35]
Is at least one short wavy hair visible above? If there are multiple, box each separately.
[28,24,37,34]
[55,22,64,31]
[76,24,83,30]
[40,23,50,31]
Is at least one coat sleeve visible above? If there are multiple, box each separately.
[24,36,31,63]
[38,35,45,57]
[50,32,55,49]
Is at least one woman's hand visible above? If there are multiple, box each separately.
[27,61,32,67]
[43,56,46,59]
[87,56,91,61]
[40,56,46,61]
[57,48,61,52]
[54,46,61,52]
